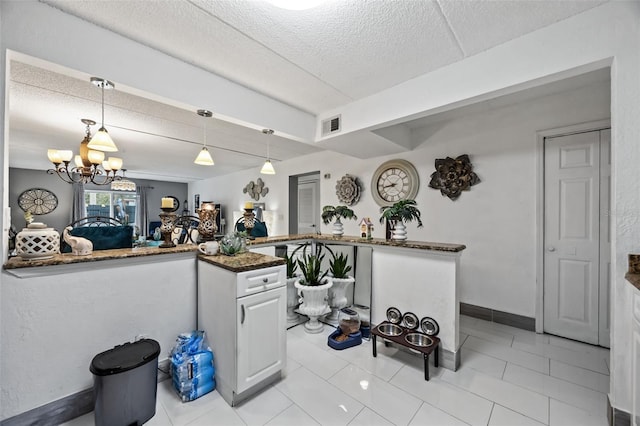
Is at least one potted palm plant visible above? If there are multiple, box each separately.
[294,253,333,333]
[379,199,423,241]
[327,252,355,320]
[321,205,357,236]
[284,254,300,322]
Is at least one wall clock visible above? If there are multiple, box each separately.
[18,188,58,215]
[371,159,420,206]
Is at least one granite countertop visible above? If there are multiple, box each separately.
[251,233,466,253]
[4,233,465,271]
[3,244,197,270]
[198,251,286,273]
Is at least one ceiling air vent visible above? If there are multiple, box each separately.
[321,114,341,137]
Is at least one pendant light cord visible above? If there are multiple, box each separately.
[101,83,105,128]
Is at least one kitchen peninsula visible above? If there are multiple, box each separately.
[2,234,464,420]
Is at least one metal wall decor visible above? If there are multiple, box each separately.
[428,154,480,200]
[243,178,269,201]
[18,188,58,215]
[335,174,361,205]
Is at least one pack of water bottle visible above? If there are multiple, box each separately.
[170,330,215,402]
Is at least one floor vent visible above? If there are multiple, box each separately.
[321,115,341,137]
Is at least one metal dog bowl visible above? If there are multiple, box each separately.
[377,323,403,336]
[405,332,433,347]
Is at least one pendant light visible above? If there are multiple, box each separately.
[88,77,118,152]
[260,129,276,175]
[194,109,214,166]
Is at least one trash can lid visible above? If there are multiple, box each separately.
[90,339,161,376]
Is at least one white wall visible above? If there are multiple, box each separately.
[0,255,197,420]
[192,83,610,319]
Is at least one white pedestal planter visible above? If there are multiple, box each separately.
[286,277,300,322]
[327,276,355,320]
[332,219,344,236]
[392,221,407,241]
[295,279,333,333]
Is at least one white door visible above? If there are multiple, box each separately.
[236,286,286,394]
[544,129,610,346]
[297,179,319,234]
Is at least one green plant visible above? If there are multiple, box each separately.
[284,254,298,279]
[296,253,329,286]
[321,205,357,225]
[379,199,423,227]
[329,252,352,279]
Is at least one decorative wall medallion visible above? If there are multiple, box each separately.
[18,188,58,215]
[428,154,480,200]
[335,174,361,206]
[243,178,269,201]
[371,159,420,206]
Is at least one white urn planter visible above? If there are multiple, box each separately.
[295,279,333,333]
[327,276,355,320]
[286,277,300,322]
[332,218,344,236]
[392,220,407,241]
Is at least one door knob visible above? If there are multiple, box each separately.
[547,247,556,252]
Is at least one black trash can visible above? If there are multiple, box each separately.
[90,339,161,426]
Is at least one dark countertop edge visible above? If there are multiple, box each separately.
[4,234,465,271]
[198,253,286,273]
[250,234,467,253]
[626,273,640,291]
[3,245,197,270]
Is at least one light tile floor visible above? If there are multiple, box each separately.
[62,315,609,426]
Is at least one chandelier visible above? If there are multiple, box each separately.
[111,169,136,191]
[47,118,125,185]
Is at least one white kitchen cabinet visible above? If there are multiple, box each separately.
[198,257,286,406]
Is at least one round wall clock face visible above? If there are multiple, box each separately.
[18,188,58,215]
[371,159,419,206]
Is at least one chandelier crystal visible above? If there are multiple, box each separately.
[47,119,125,185]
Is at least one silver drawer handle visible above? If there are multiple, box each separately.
[241,305,245,324]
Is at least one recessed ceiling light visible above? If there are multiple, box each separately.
[265,0,324,10]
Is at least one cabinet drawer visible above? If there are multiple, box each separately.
[237,266,285,298]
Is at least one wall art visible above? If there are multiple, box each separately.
[243,178,269,201]
[428,154,480,200]
[335,174,361,206]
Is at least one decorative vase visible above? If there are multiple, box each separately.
[197,202,219,241]
[286,276,299,322]
[332,218,344,236]
[327,276,355,320]
[295,279,333,333]
[15,223,60,260]
[392,220,407,241]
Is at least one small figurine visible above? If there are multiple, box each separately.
[359,218,368,238]
[63,226,93,256]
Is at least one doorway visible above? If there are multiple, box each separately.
[542,126,610,347]
[288,172,320,235]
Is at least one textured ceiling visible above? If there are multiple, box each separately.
[9,0,608,182]
[42,0,606,114]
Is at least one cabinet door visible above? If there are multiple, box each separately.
[237,286,286,394]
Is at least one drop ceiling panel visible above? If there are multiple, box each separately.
[43,0,352,113]
[200,0,463,100]
[440,0,607,56]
